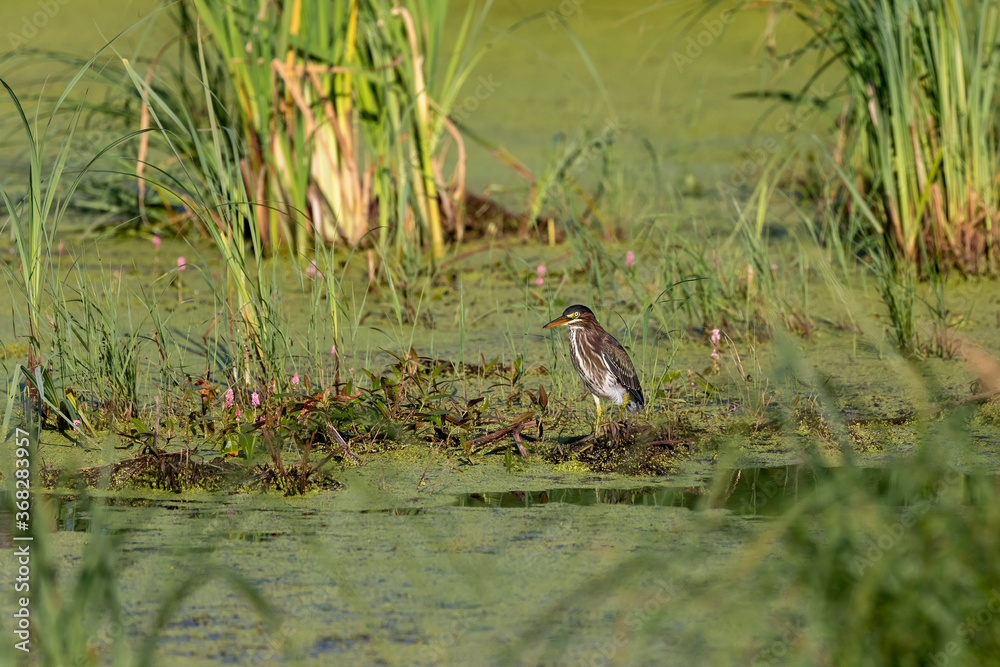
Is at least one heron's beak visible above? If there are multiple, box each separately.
[543,315,571,329]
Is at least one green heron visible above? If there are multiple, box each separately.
[544,304,645,430]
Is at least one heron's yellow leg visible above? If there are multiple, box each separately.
[593,394,602,434]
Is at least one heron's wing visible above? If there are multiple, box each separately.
[601,335,645,409]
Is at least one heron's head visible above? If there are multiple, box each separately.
[543,304,597,329]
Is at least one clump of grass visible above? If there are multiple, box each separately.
[125,46,295,394]
[655,238,766,338]
[170,0,493,261]
[0,52,147,435]
[0,79,79,373]
[759,0,1000,273]
[871,248,918,355]
[742,0,1000,356]
[0,62,125,373]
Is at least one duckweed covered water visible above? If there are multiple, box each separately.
[5,461,992,664]
[2,460,752,664]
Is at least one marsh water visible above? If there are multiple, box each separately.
[5,0,1000,664]
[5,464,827,664]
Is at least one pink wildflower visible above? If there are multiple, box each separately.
[251,391,260,407]
[710,328,721,360]
[306,260,323,279]
[331,344,337,358]
[535,264,546,287]
[224,388,234,409]
[177,256,186,271]
[72,419,81,432]
[291,373,300,386]
[626,250,634,268]
[152,235,161,250]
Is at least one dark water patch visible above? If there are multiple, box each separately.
[458,487,688,509]
[359,507,429,515]
[455,466,812,515]
[44,494,226,533]
[226,531,290,543]
[456,465,1000,517]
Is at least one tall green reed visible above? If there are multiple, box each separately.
[177,0,493,263]
[124,41,296,391]
[0,46,146,432]
[1,74,93,370]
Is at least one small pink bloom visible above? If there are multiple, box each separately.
[535,264,546,286]
[152,235,161,250]
[235,407,241,418]
[224,388,234,408]
[177,256,186,271]
[306,260,323,279]
[711,328,721,345]
[535,276,544,287]
[72,419,81,432]
[291,373,299,386]
[626,250,634,268]
[331,344,337,358]
[251,391,260,407]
